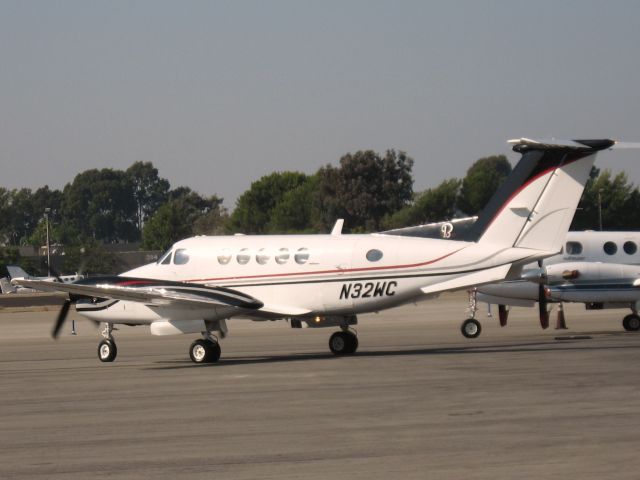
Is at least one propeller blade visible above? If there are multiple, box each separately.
[538,283,549,329]
[498,304,509,327]
[52,299,71,339]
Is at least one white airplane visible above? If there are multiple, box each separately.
[14,138,622,364]
[468,231,640,336]
[6,265,85,292]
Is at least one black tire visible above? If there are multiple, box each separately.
[622,314,640,332]
[461,318,482,339]
[98,339,117,362]
[207,341,222,363]
[189,339,222,364]
[329,331,358,355]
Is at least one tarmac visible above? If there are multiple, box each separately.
[1,292,639,479]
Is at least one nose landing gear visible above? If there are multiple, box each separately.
[98,323,117,362]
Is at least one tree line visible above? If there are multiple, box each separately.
[2,150,639,275]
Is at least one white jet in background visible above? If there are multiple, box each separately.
[466,231,640,337]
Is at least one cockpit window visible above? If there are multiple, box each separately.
[174,249,190,265]
[159,249,172,265]
[565,241,583,255]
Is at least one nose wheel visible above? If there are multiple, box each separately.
[98,338,117,362]
[98,323,117,362]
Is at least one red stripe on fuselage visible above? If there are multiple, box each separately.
[185,246,466,284]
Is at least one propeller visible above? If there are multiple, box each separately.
[498,304,509,327]
[537,260,549,329]
[52,299,71,339]
[44,258,89,339]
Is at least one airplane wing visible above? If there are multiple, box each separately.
[12,277,263,310]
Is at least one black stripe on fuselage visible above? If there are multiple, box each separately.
[213,261,516,289]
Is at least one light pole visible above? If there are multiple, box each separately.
[44,208,51,276]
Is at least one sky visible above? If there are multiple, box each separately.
[1,0,640,209]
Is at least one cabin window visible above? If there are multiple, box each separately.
[174,249,190,265]
[624,241,637,255]
[256,248,270,265]
[565,241,583,255]
[295,247,310,264]
[159,249,172,265]
[217,249,232,265]
[237,248,251,265]
[275,248,290,265]
[366,249,383,262]
[603,241,617,255]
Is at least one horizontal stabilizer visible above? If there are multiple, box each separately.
[421,264,512,296]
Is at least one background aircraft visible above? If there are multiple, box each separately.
[15,138,619,363]
[6,265,84,292]
[466,231,640,336]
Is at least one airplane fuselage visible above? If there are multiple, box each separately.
[78,234,540,326]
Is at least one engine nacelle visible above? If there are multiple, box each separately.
[150,319,206,336]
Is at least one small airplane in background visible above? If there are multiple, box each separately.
[14,138,629,364]
[464,231,640,337]
[5,265,85,293]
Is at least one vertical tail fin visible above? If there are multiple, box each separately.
[462,138,614,252]
[6,265,31,280]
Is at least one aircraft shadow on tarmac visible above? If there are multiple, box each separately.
[143,334,639,370]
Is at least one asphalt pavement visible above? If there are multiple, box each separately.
[1,293,639,479]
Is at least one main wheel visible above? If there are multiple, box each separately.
[329,331,358,355]
[461,318,482,339]
[189,339,221,364]
[98,339,117,362]
[622,314,640,332]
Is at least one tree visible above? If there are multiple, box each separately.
[142,188,226,250]
[383,178,461,229]
[126,161,170,231]
[230,172,309,234]
[268,175,320,233]
[571,168,640,230]
[458,155,511,215]
[60,169,138,243]
[315,150,414,232]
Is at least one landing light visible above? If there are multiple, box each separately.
[315,316,322,323]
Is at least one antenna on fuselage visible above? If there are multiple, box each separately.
[331,219,344,236]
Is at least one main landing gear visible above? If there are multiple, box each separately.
[622,313,640,332]
[461,289,483,339]
[189,338,222,364]
[461,318,482,339]
[329,329,359,355]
